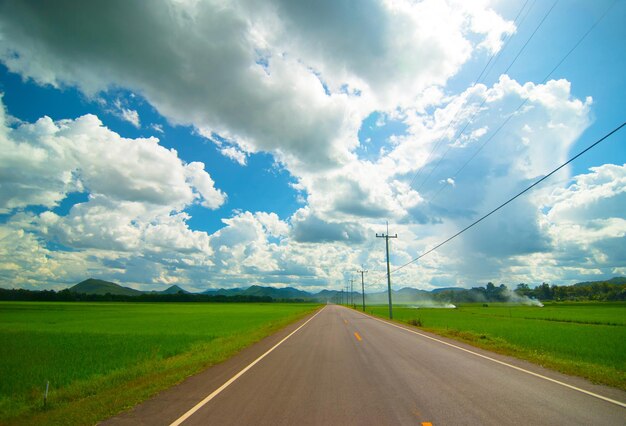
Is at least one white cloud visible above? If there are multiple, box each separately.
[110,99,140,128]
[0,1,621,292]
[0,0,515,173]
[461,0,516,53]
[0,98,228,287]
[497,164,626,284]
[290,207,368,244]
[220,146,248,165]
[546,163,626,223]
[0,212,118,289]
[184,162,227,209]
[111,98,141,127]
[120,108,140,128]
[543,164,626,267]
[0,101,226,212]
[255,212,289,237]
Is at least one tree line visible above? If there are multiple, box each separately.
[1,279,624,303]
[432,280,625,303]
[0,288,300,303]
[514,280,626,302]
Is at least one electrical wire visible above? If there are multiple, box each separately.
[428,0,618,204]
[414,0,559,194]
[391,121,626,274]
[407,0,533,190]
[502,0,559,76]
[478,0,537,84]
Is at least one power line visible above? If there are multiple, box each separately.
[474,0,533,83]
[502,0,559,76]
[478,0,537,84]
[407,0,533,191]
[428,0,617,204]
[392,121,626,274]
[414,0,559,194]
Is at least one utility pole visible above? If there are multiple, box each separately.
[350,278,355,308]
[376,221,397,319]
[357,268,367,312]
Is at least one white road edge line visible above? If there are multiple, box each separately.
[352,307,626,409]
[170,306,326,426]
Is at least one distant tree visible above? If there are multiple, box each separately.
[515,283,531,296]
[535,283,553,300]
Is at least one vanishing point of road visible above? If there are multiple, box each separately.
[103,305,626,425]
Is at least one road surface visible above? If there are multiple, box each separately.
[103,305,626,425]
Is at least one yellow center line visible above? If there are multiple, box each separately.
[354,332,362,341]
[421,422,433,426]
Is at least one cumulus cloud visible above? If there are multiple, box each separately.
[544,164,626,265]
[0,101,226,213]
[184,162,227,209]
[0,97,229,287]
[290,75,591,239]
[299,74,596,288]
[0,68,603,291]
[38,197,213,255]
[0,0,514,173]
[0,212,120,289]
[290,208,368,244]
[0,0,620,291]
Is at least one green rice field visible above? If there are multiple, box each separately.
[367,302,626,390]
[0,302,320,425]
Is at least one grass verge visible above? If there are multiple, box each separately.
[0,302,320,425]
[363,303,626,391]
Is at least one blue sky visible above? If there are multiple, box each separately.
[0,0,624,292]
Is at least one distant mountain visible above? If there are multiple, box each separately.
[315,289,342,300]
[241,285,312,299]
[573,277,626,287]
[67,280,462,301]
[67,280,482,301]
[201,287,244,296]
[69,278,143,296]
[396,287,431,296]
[159,285,189,294]
[201,285,316,300]
[51,276,626,303]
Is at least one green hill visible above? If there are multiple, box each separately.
[201,287,244,296]
[69,279,143,296]
[160,285,189,294]
[240,285,312,299]
[573,277,626,287]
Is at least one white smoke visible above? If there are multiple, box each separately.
[502,287,544,307]
[410,303,457,309]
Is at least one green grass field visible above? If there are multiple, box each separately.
[366,302,626,390]
[0,302,319,425]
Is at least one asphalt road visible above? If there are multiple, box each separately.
[103,304,626,425]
